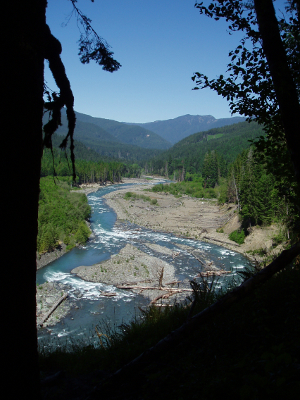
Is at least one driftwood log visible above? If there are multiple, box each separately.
[100,292,117,297]
[38,292,68,327]
[116,285,192,293]
[85,241,300,399]
[198,270,231,277]
[202,235,240,247]
[190,250,229,276]
[149,292,176,306]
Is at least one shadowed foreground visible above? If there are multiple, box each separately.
[40,260,300,400]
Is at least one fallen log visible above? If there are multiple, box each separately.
[165,280,182,286]
[100,292,117,297]
[149,291,183,306]
[149,293,171,306]
[191,251,206,266]
[202,236,240,247]
[38,293,68,327]
[198,270,231,277]
[116,285,192,292]
[85,241,300,398]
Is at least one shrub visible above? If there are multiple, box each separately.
[229,229,245,244]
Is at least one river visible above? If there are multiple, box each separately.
[37,181,250,349]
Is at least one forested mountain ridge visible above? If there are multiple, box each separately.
[59,109,172,150]
[50,133,106,162]
[45,116,165,162]
[149,121,265,176]
[43,111,249,161]
[130,114,246,144]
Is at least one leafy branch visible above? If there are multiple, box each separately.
[70,0,121,72]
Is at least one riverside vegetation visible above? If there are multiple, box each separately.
[38,117,300,399]
[37,177,91,254]
[38,142,300,399]
[38,138,300,399]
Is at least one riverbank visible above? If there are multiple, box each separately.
[71,178,283,302]
[36,178,161,270]
[38,177,282,327]
[36,281,72,328]
[71,243,191,303]
[37,243,67,270]
[102,180,282,261]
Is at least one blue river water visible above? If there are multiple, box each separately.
[37,181,250,348]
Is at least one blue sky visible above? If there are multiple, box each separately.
[45,0,285,123]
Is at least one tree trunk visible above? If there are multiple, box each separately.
[254,0,300,185]
[3,1,47,398]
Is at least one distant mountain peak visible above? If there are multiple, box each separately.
[131,114,245,145]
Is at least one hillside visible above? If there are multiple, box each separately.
[150,121,265,173]
[131,114,246,144]
[43,111,253,164]
[51,133,105,162]
[44,115,164,162]
[60,110,172,150]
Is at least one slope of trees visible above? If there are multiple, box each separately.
[193,1,300,186]
[41,146,146,182]
[227,146,299,237]
[147,121,264,178]
[38,177,91,253]
[60,109,172,150]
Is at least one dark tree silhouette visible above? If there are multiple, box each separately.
[3,1,120,398]
[193,0,300,185]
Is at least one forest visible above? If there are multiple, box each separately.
[40,112,299,255]
[38,177,91,253]
[7,1,300,399]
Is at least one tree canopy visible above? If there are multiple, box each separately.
[192,0,300,184]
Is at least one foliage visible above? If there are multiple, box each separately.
[151,179,217,199]
[227,146,299,233]
[229,229,245,245]
[69,0,121,72]
[192,2,300,130]
[192,0,300,207]
[37,177,91,253]
[124,191,158,205]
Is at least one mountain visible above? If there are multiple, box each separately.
[60,110,172,150]
[45,114,164,162]
[43,110,248,162]
[150,121,265,173]
[50,133,106,162]
[130,114,246,145]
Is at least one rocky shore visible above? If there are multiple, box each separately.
[36,281,72,328]
[102,180,282,260]
[37,177,282,327]
[37,243,67,270]
[71,243,192,304]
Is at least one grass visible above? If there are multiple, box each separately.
[151,181,218,200]
[39,264,300,399]
[124,191,158,205]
